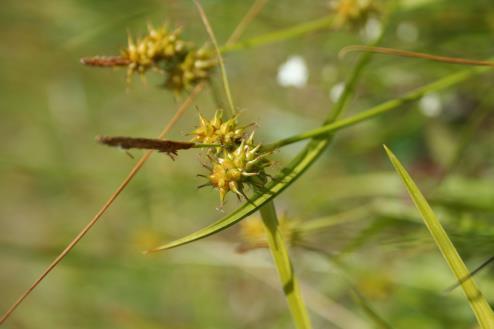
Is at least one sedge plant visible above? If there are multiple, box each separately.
[2,1,494,328]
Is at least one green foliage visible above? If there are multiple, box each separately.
[385,146,494,328]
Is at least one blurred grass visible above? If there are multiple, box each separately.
[1,0,494,328]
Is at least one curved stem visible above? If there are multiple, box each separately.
[260,201,313,329]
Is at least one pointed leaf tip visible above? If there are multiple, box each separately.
[384,147,494,328]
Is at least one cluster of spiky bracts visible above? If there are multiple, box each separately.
[191,111,272,207]
[123,24,218,91]
[83,24,217,92]
[330,0,379,28]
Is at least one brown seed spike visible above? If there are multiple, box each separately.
[97,136,194,158]
[80,56,131,67]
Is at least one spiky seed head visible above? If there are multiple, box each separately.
[121,24,190,80]
[206,141,270,205]
[190,110,244,150]
[164,45,217,92]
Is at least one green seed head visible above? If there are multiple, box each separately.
[164,45,217,91]
[121,25,189,79]
[207,137,270,206]
[191,110,244,150]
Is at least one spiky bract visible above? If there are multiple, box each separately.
[193,111,272,206]
[191,110,244,150]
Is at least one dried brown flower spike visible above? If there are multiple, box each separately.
[97,136,194,159]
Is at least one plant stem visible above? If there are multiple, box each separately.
[264,64,492,151]
[221,16,334,53]
[260,201,312,329]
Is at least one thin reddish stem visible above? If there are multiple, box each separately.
[0,82,205,325]
[340,45,494,67]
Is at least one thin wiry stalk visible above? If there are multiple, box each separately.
[225,0,269,46]
[0,82,205,325]
[263,63,493,151]
[259,201,313,329]
[340,46,494,67]
[194,0,236,115]
[0,3,272,322]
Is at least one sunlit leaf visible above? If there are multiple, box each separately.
[384,145,494,329]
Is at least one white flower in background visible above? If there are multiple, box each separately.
[419,93,443,117]
[277,55,308,88]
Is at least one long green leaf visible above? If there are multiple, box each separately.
[264,64,492,151]
[384,145,494,329]
[260,201,313,329]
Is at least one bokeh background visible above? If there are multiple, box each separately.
[1,0,494,328]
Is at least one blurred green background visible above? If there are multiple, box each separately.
[1,0,494,328]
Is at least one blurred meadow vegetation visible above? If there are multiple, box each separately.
[1,0,494,328]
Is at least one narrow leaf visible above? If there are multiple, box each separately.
[384,145,494,329]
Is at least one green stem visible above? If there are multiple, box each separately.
[220,16,334,53]
[259,201,312,329]
[264,64,492,151]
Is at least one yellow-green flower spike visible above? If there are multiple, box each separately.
[190,110,244,150]
[121,25,189,82]
[206,138,271,206]
[165,45,217,92]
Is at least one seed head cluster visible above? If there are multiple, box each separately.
[84,23,217,92]
[191,111,271,206]
[122,25,188,78]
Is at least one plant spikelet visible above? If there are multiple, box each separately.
[122,25,189,81]
[165,45,218,91]
[193,112,272,207]
[82,23,217,92]
[190,110,244,151]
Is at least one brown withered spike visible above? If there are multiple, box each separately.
[97,136,194,159]
[81,56,131,67]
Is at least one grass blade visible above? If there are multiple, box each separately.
[265,63,493,150]
[384,145,494,329]
[260,201,312,329]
